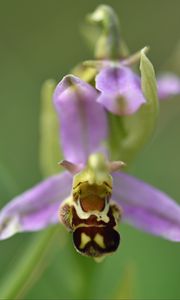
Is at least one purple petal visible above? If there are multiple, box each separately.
[53,75,107,164]
[112,172,180,241]
[157,73,180,100]
[96,66,146,115]
[0,172,72,240]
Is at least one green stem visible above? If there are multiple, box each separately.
[0,226,58,299]
[75,255,97,300]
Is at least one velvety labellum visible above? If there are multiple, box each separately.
[59,181,121,258]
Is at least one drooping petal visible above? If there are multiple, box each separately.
[157,73,180,100]
[112,172,180,241]
[0,172,72,240]
[96,66,146,115]
[53,75,107,164]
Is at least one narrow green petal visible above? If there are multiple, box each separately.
[140,48,159,110]
[39,80,62,176]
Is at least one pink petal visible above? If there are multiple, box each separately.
[53,75,107,164]
[112,172,180,241]
[0,172,72,240]
[96,66,146,115]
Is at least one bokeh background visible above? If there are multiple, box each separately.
[0,0,180,299]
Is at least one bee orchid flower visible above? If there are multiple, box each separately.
[96,66,180,116]
[83,4,180,117]
[0,74,180,260]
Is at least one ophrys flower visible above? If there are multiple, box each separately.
[0,74,180,260]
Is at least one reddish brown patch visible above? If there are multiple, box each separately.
[71,205,117,227]
[80,195,105,212]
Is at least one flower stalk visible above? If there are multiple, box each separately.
[0,227,59,299]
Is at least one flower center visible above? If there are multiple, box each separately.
[59,153,123,259]
[59,181,121,259]
[80,195,105,212]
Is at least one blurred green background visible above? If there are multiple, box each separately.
[0,0,180,299]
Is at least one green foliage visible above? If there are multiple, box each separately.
[0,227,59,299]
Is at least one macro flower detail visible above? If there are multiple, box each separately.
[1,67,180,259]
[1,4,180,265]
[59,153,123,259]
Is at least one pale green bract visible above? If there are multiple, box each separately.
[39,80,62,176]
